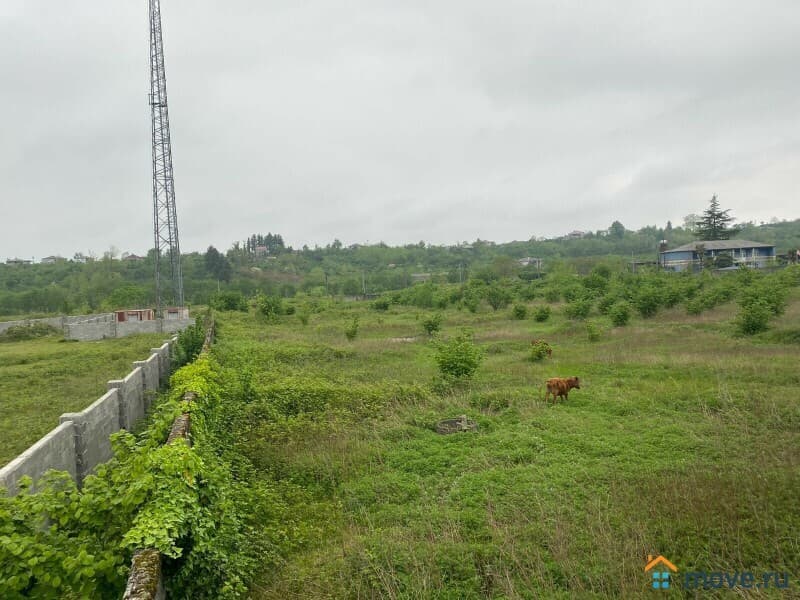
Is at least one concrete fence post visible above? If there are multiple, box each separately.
[58,413,88,486]
[107,380,128,430]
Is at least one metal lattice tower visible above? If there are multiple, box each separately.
[149,0,184,314]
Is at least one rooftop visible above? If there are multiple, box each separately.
[663,240,774,253]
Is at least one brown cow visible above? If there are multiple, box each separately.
[544,376,581,403]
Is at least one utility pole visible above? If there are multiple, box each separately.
[149,0,184,315]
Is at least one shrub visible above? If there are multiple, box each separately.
[297,309,310,326]
[608,301,631,327]
[533,305,551,322]
[344,316,359,341]
[739,283,789,316]
[464,294,480,313]
[435,331,484,379]
[529,339,552,362]
[518,285,537,301]
[372,297,391,311]
[582,273,609,295]
[209,291,247,312]
[597,294,618,315]
[421,313,443,336]
[562,285,585,302]
[284,305,296,316]
[256,294,284,320]
[543,288,561,303]
[511,304,527,320]
[634,286,660,318]
[735,300,771,335]
[586,321,602,342]
[172,318,206,367]
[564,299,592,320]
[485,284,512,311]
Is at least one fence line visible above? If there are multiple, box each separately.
[0,338,177,495]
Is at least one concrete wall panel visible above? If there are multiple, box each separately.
[108,368,146,430]
[0,422,77,495]
[60,389,120,483]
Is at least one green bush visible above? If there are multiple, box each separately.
[564,299,592,320]
[528,339,552,362]
[543,288,561,303]
[344,316,359,341]
[597,293,620,315]
[562,285,585,302]
[209,291,247,312]
[586,321,602,342]
[485,284,512,311]
[518,285,537,301]
[372,297,391,311]
[608,302,631,327]
[735,300,772,335]
[256,294,284,320]
[739,283,789,316]
[533,305,551,322]
[634,286,660,318]
[421,313,443,336]
[511,304,527,320]
[463,294,480,313]
[435,331,484,379]
[172,318,206,367]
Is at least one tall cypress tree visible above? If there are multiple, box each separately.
[696,195,740,240]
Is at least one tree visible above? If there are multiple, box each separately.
[205,246,232,282]
[683,214,701,232]
[695,195,740,241]
[609,221,625,239]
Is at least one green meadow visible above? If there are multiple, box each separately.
[207,287,800,598]
[0,332,168,465]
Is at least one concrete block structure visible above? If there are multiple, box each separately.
[0,337,178,495]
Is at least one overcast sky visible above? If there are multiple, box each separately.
[1,1,799,259]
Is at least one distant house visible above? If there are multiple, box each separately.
[5,258,33,266]
[254,245,268,257]
[122,254,145,262]
[563,230,586,240]
[518,257,543,269]
[661,240,776,271]
[411,273,431,283]
[40,256,65,264]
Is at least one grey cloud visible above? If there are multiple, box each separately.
[1,0,798,259]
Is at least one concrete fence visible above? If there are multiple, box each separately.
[0,313,109,335]
[0,313,194,342]
[0,340,176,495]
[65,318,195,342]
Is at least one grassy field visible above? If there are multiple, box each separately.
[206,291,800,598]
[0,332,168,465]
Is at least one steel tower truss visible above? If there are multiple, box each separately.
[149,0,184,314]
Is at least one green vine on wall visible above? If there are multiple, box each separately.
[0,349,280,599]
